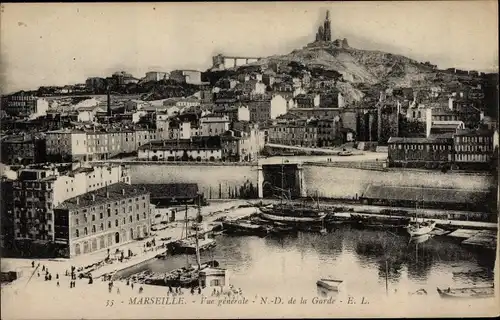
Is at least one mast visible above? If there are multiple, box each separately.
[385,260,389,295]
[195,195,201,270]
[280,158,284,206]
[185,203,189,267]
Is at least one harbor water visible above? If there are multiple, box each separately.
[126,225,495,302]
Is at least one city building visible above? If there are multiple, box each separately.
[45,127,157,162]
[221,122,262,162]
[246,95,288,123]
[8,163,131,254]
[268,119,319,148]
[387,136,453,169]
[453,129,498,170]
[144,71,169,82]
[1,92,49,118]
[1,135,46,165]
[137,136,223,162]
[170,70,202,85]
[211,105,250,122]
[77,105,106,122]
[294,94,320,108]
[199,115,231,136]
[287,107,341,119]
[53,182,151,257]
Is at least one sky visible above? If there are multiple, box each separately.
[1,1,498,94]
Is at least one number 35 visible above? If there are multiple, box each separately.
[106,300,114,307]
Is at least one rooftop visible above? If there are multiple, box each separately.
[387,136,452,144]
[132,183,199,200]
[55,182,149,211]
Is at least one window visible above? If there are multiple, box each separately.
[143,212,147,219]
[100,223,104,231]
[129,216,133,223]
[76,229,79,237]
[108,221,111,228]
[115,219,119,227]
[123,217,126,225]
[92,225,96,233]
[76,218,79,226]
[84,227,88,236]
[84,214,88,223]
[92,214,96,221]
[137,214,140,221]
[115,209,118,215]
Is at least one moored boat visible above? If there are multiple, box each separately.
[316,279,345,292]
[406,220,436,237]
[222,219,269,236]
[436,286,494,299]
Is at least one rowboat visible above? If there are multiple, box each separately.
[436,286,494,299]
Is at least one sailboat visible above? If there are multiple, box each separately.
[167,198,216,255]
[164,196,219,288]
[405,199,436,237]
[258,161,326,224]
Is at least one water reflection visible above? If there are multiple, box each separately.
[143,225,494,300]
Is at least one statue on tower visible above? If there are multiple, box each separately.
[315,10,332,42]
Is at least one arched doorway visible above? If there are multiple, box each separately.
[99,236,105,249]
[91,239,98,252]
[75,243,81,256]
[115,232,120,244]
[130,228,134,240]
[136,226,141,238]
[83,241,90,254]
[107,234,113,246]
[143,225,148,237]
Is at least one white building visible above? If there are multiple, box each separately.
[200,116,231,136]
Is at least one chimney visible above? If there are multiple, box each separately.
[106,191,110,198]
[76,197,80,205]
[92,194,96,202]
[122,189,125,195]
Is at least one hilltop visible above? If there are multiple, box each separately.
[235,41,475,103]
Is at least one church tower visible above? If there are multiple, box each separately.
[323,10,332,41]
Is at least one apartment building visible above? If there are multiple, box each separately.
[8,163,131,249]
[53,183,151,257]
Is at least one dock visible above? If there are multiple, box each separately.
[461,230,497,250]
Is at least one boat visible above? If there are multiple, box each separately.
[164,260,220,288]
[436,286,495,299]
[259,207,327,223]
[222,219,269,236]
[405,200,436,236]
[337,149,353,156]
[165,195,225,288]
[350,213,410,229]
[167,202,216,255]
[316,279,345,292]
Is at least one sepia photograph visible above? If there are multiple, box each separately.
[0,1,498,319]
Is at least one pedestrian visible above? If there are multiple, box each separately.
[57,281,60,287]
[190,287,195,295]
[69,281,72,289]
[56,273,59,279]
[42,265,45,272]
[37,272,40,277]
[44,274,48,281]
[198,287,201,294]
[126,279,130,286]
[131,282,134,290]
[169,286,173,293]
[139,286,143,294]
[32,261,35,268]
[117,287,120,294]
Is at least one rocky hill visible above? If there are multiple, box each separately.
[242,42,469,103]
